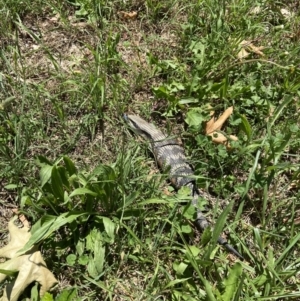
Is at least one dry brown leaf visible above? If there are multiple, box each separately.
[207,132,238,143]
[205,106,238,148]
[205,110,216,134]
[237,48,250,59]
[237,40,264,59]
[118,11,138,20]
[0,215,57,301]
[206,107,234,134]
[248,43,265,57]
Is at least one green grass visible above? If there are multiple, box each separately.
[0,0,300,300]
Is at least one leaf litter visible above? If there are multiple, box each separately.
[237,40,265,59]
[205,106,238,148]
[0,213,57,301]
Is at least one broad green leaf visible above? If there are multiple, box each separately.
[41,292,54,301]
[273,131,292,165]
[123,191,139,208]
[76,240,85,256]
[210,246,219,260]
[45,212,87,237]
[31,282,39,301]
[170,81,185,91]
[92,165,116,180]
[56,288,77,301]
[51,165,64,201]
[187,245,201,257]
[212,201,233,244]
[37,155,53,166]
[182,203,196,220]
[4,184,18,189]
[178,186,191,196]
[20,195,31,209]
[238,113,252,140]
[86,229,96,251]
[164,278,191,289]
[253,228,263,250]
[40,164,53,187]
[63,191,70,204]
[94,246,105,274]
[18,216,55,254]
[217,18,222,29]
[173,261,188,275]
[102,217,115,240]
[181,224,192,234]
[77,173,88,186]
[30,215,55,236]
[78,254,89,265]
[201,227,212,246]
[222,262,243,301]
[57,166,70,190]
[185,109,205,128]
[254,271,268,287]
[19,212,87,254]
[289,123,299,133]
[63,156,77,175]
[153,85,170,99]
[179,98,198,104]
[69,188,97,197]
[66,254,77,266]
[210,81,224,92]
[87,255,98,278]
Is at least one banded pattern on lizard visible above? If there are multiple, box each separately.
[125,114,243,260]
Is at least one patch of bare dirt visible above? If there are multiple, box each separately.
[18,14,97,80]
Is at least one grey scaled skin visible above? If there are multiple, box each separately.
[125,114,243,260]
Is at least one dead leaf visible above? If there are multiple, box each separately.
[207,132,238,143]
[205,106,238,148]
[206,107,234,134]
[237,40,265,59]
[118,11,138,21]
[248,43,265,57]
[0,215,57,301]
[237,48,250,59]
